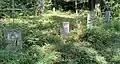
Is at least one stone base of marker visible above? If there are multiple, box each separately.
[4,28,22,52]
[60,22,70,37]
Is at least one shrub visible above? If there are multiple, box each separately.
[82,24,120,63]
[26,44,60,64]
[0,50,33,64]
[56,42,108,64]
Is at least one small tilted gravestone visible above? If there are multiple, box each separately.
[60,22,70,37]
[4,28,22,52]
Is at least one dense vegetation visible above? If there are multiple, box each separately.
[0,0,120,64]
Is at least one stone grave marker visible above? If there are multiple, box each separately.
[60,22,70,37]
[105,8,110,23]
[4,28,22,52]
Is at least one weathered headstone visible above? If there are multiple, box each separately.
[105,8,110,23]
[60,22,70,37]
[39,0,43,10]
[4,28,22,52]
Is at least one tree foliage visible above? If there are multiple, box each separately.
[0,0,120,64]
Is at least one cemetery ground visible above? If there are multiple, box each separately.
[0,10,120,64]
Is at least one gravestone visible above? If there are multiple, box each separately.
[4,28,22,52]
[39,0,43,10]
[60,22,70,37]
[105,8,110,23]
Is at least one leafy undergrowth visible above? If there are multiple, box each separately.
[0,11,120,64]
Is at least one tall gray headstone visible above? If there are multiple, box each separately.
[4,28,22,52]
[105,8,110,23]
[60,22,70,37]
[39,0,43,10]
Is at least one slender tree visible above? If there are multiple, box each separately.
[87,0,95,28]
[75,0,78,14]
[87,0,105,28]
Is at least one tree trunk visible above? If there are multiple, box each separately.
[95,0,101,16]
[87,0,95,28]
[75,0,78,14]
[53,0,57,12]
[34,0,40,16]
[87,10,93,27]
[34,0,37,16]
